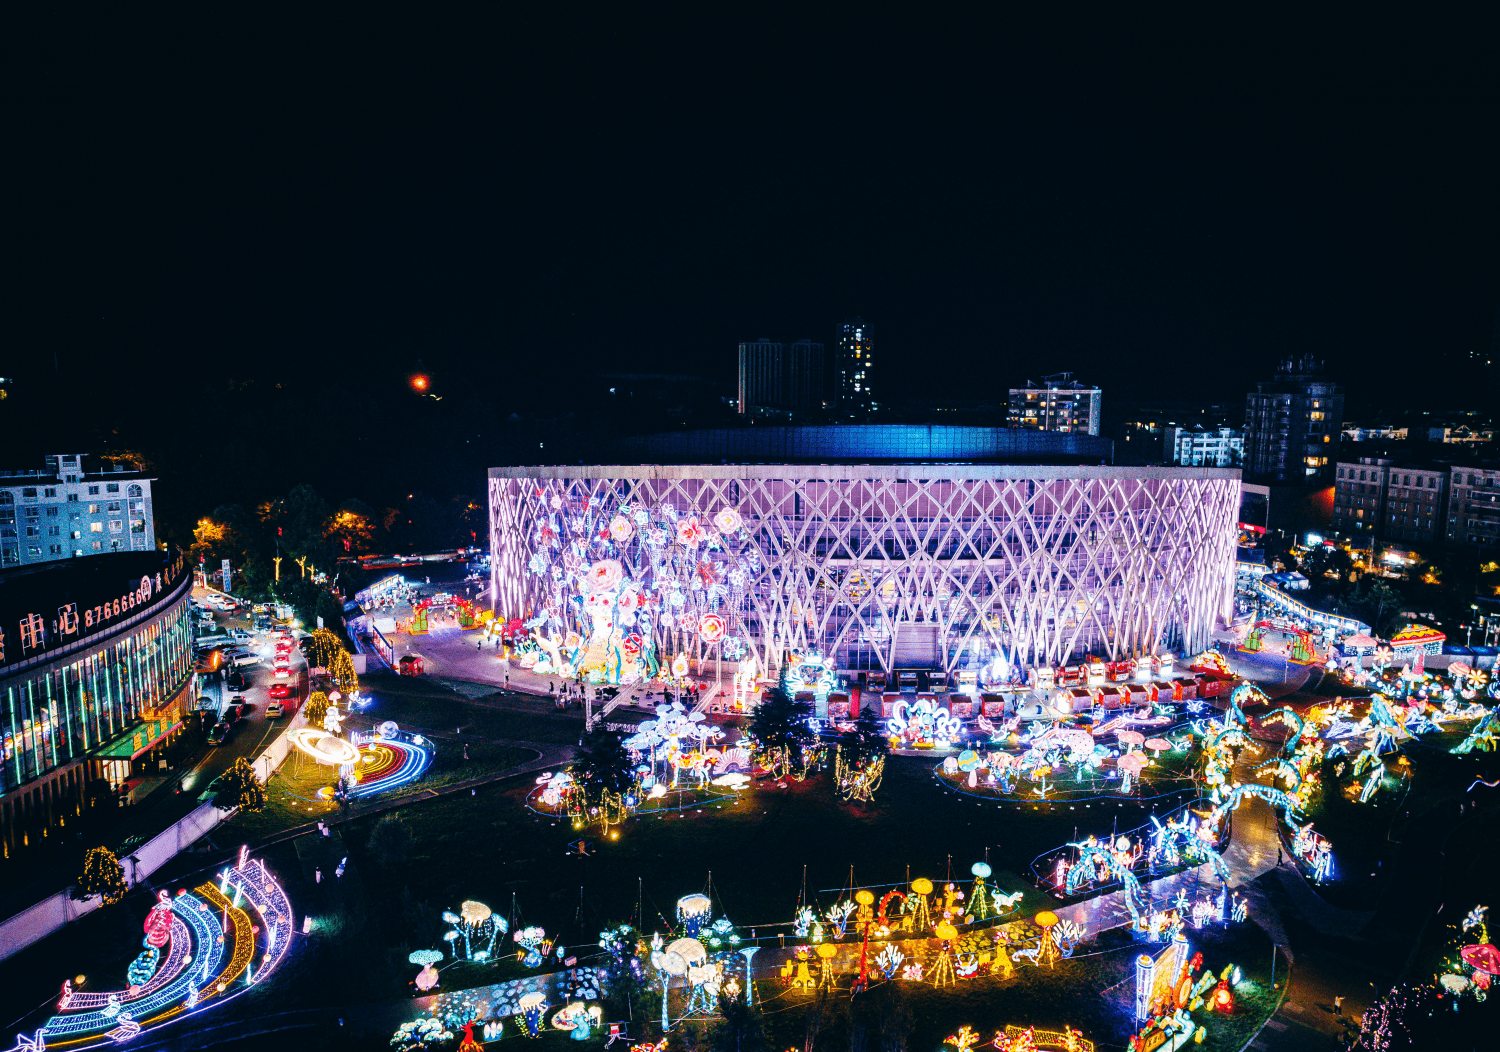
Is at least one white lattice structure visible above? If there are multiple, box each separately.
[488,464,1239,679]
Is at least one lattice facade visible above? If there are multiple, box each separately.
[488,465,1239,679]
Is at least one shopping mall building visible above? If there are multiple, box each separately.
[0,548,195,855]
[488,427,1240,693]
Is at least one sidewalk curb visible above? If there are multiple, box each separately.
[1236,948,1293,1052]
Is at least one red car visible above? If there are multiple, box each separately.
[268,683,292,699]
[273,666,291,678]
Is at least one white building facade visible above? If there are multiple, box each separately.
[0,454,157,568]
[1164,426,1244,468]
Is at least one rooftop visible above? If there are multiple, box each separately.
[570,425,1116,466]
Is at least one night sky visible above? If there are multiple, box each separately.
[9,11,1500,442]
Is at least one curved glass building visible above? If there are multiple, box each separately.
[1,549,195,854]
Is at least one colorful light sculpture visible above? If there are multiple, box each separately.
[33,850,293,1046]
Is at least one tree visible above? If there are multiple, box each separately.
[708,987,767,1052]
[305,691,331,728]
[328,499,377,554]
[843,706,890,767]
[305,627,346,670]
[875,982,913,1052]
[367,814,413,867]
[573,729,635,806]
[213,757,266,812]
[74,846,128,904]
[748,688,817,774]
[326,646,359,693]
[1362,579,1404,637]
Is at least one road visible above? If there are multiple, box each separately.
[177,588,310,799]
[0,595,309,917]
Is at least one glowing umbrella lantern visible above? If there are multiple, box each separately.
[1031,911,1062,969]
[518,992,549,1037]
[1460,944,1500,989]
[676,894,713,936]
[409,949,444,991]
[1440,973,1471,995]
[1144,737,1172,758]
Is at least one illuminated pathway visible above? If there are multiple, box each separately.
[1053,792,1283,932]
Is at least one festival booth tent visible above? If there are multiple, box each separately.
[1339,633,1380,657]
[1097,685,1127,709]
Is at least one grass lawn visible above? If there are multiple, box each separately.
[330,748,1280,1050]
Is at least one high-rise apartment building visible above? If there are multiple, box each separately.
[1243,358,1344,484]
[1333,457,1447,546]
[0,455,157,567]
[835,318,874,414]
[1445,465,1500,550]
[1164,425,1245,467]
[1007,373,1101,436]
[737,338,825,416]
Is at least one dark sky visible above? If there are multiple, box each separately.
[11,10,1500,419]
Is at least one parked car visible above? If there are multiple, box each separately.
[230,652,261,668]
[227,670,247,691]
[229,628,253,644]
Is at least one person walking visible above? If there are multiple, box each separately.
[315,868,322,884]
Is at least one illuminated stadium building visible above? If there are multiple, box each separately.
[488,427,1239,693]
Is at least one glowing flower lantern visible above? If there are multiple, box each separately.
[676,518,706,547]
[714,507,744,533]
[585,560,625,593]
[699,614,726,643]
[609,516,634,542]
[672,654,690,678]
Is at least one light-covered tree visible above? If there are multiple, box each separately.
[304,691,331,728]
[75,846,128,904]
[326,647,358,693]
[214,757,267,812]
[305,627,345,670]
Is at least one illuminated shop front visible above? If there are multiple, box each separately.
[0,548,194,855]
